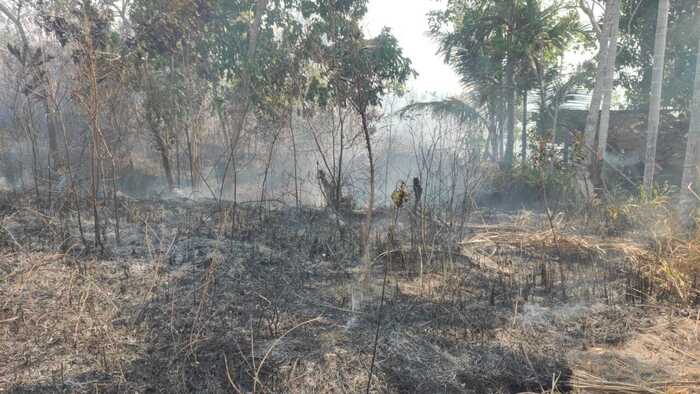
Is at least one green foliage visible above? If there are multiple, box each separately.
[495,129,577,204]
[618,0,699,112]
[129,0,405,119]
[130,0,303,111]
[428,0,585,169]
[429,0,582,96]
[307,25,414,114]
[34,0,117,58]
[129,0,216,59]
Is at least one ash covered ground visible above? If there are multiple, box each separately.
[1,193,698,393]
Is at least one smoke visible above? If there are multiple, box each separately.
[0,176,10,191]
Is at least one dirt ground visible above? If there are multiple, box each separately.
[1,194,699,393]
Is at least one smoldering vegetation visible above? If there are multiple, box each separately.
[1,0,700,393]
[2,192,699,393]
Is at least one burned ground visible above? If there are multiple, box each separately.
[1,194,699,393]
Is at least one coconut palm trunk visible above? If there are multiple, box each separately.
[503,0,516,169]
[522,90,528,165]
[643,0,670,195]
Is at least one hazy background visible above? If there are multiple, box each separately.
[364,0,461,97]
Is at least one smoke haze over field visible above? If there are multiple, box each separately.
[1,1,700,392]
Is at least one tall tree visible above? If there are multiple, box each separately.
[619,0,698,113]
[331,28,413,260]
[642,0,670,194]
[430,0,580,169]
[578,0,619,200]
[33,0,119,251]
[678,33,700,227]
[522,90,528,165]
[1,1,61,172]
[503,0,516,168]
[596,0,621,167]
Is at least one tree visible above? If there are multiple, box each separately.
[578,0,620,201]
[642,0,670,195]
[503,0,516,169]
[399,97,486,126]
[1,0,61,174]
[329,27,414,260]
[678,33,700,227]
[129,0,218,192]
[596,0,621,168]
[300,1,413,258]
[32,0,120,251]
[429,0,581,170]
[429,0,513,167]
[619,0,698,113]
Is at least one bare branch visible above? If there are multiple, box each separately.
[0,0,29,50]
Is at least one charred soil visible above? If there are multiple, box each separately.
[0,194,698,393]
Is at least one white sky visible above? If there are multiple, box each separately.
[364,0,462,97]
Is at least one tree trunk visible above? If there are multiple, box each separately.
[384,100,395,206]
[578,0,616,201]
[89,122,103,252]
[360,110,375,263]
[0,3,60,173]
[336,107,345,210]
[552,97,560,145]
[497,106,505,162]
[153,131,175,191]
[289,109,300,210]
[160,150,174,192]
[521,90,528,165]
[505,87,516,168]
[643,0,670,195]
[596,4,621,160]
[175,134,181,188]
[184,123,198,192]
[595,0,621,185]
[260,128,280,208]
[45,101,60,170]
[0,3,29,47]
[678,34,700,227]
[224,0,268,196]
[487,109,498,161]
[503,3,516,169]
[85,42,104,254]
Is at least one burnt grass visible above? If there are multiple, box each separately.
[0,193,677,393]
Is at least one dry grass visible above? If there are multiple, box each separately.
[462,213,700,305]
[570,312,700,393]
[1,194,699,393]
[0,252,149,390]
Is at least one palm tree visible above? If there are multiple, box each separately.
[534,66,589,138]
[430,0,515,167]
[428,0,581,167]
[400,97,486,125]
[642,0,670,195]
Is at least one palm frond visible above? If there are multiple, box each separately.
[399,97,486,125]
